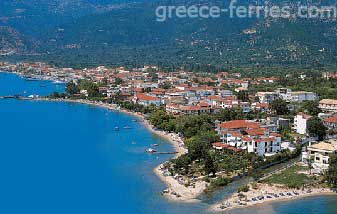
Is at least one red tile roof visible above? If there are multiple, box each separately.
[297,112,312,120]
[245,128,265,136]
[212,142,242,152]
[242,137,252,142]
[218,120,260,129]
[254,137,276,143]
[135,93,159,101]
[324,115,337,124]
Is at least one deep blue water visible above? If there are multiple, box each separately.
[0,72,64,96]
[0,72,336,214]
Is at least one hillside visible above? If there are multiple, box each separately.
[1,0,337,70]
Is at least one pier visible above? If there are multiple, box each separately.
[148,151,178,155]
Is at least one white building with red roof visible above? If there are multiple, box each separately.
[324,114,337,131]
[133,93,161,106]
[216,120,281,156]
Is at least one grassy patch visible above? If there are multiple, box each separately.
[262,165,311,189]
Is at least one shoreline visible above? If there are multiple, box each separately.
[2,71,337,210]
[31,98,206,201]
[0,71,205,202]
[210,183,336,212]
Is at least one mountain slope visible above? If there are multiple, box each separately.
[1,0,337,70]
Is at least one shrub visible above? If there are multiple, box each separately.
[238,185,250,193]
[211,177,230,187]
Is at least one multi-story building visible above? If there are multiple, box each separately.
[319,99,337,113]
[247,135,282,157]
[324,115,337,131]
[276,88,317,102]
[294,113,312,135]
[302,140,337,174]
[256,92,279,104]
[133,93,161,106]
[216,120,281,156]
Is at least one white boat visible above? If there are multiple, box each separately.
[146,148,156,153]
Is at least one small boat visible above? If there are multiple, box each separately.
[131,119,138,122]
[146,148,156,153]
[113,127,120,131]
[123,126,132,129]
[53,80,64,84]
[161,189,169,194]
[151,144,159,147]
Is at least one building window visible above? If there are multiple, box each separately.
[316,157,320,161]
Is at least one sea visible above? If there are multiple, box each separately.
[0,72,336,214]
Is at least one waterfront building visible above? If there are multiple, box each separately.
[216,120,281,156]
[302,139,337,174]
[133,93,161,106]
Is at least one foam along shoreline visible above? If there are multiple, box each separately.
[210,183,336,212]
[33,98,207,201]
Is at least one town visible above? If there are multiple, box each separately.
[1,61,337,209]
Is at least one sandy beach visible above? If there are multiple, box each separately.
[154,164,207,202]
[210,183,335,212]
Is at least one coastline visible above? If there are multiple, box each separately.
[32,98,206,201]
[21,97,337,205]
[0,71,206,202]
[210,183,336,212]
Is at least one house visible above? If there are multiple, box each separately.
[251,102,270,113]
[324,115,337,131]
[179,105,211,115]
[80,89,88,97]
[133,93,161,106]
[216,120,281,156]
[294,113,312,135]
[319,99,337,113]
[247,136,281,156]
[288,91,317,102]
[256,92,278,104]
[212,142,242,152]
[302,139,337,174]
[239,102,251,113]
[219,90,233,97]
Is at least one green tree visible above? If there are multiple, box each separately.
[186,137,210,161]
[307,117,327,140]
[173,154,191,175]
[271,98,289,115]
[65,81,79,95]
[326,154,337,187]
[159,81,172,89]
[114,77,123,85]
[87,83,101,97]
[204,153,217,177]
[300,101,321,116]
[237,91,249,102]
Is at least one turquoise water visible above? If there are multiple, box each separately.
[0,72,336,214]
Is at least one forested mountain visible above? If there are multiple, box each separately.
[1,0,337,70]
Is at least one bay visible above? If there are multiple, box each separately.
[0,72,336,214]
